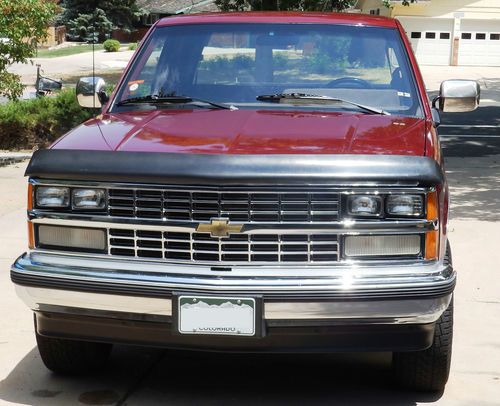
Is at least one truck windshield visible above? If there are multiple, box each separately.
[113,23,422,116]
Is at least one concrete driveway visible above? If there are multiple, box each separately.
[7,50,134,86]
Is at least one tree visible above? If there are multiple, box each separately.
[60,0,142,40]
[215,0,415,12]
[66,8,113,43]
[0,0,58,100]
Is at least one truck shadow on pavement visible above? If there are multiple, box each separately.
[444,147,500,222]
[0,346,443,405]
[441,102,500,221]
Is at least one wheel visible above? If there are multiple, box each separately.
[35,328,112,374]
[392,244,454,392]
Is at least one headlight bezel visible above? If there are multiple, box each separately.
[343,192,426,219]
[34,185,107,212]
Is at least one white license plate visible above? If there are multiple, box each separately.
[178,296,256,336]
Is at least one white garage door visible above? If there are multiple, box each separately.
[458,20,500,66]
[397,17,453,66]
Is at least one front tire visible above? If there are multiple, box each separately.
[392,298,453,392]
[393,241,454,392]
[35,329,112,374]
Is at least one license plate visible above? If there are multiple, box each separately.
[178,296,256,336]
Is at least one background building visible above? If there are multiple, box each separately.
[355,0,500,66]
[113,0,218,42]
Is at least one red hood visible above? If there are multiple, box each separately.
[52,109,426,155]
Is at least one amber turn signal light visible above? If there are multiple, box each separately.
[27,222,35,250]
[425,191,439,260]
[426,191,438,221]
[425,230,438,261]
[27,183,33,211]
[27,184,35,249]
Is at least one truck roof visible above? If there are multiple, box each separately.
[156,11,399,29]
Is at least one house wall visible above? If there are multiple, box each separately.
[390,0,500,19]
[390,0,500,66]
[39,26,66,48]
[356,0,500,19]
[356,0,391,16]
[356,0,500,66]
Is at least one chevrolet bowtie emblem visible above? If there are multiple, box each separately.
[196,218,244,238]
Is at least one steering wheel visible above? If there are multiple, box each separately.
[326,77,372,89]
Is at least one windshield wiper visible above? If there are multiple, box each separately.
[256,93,390,115]
[116,94,236,110]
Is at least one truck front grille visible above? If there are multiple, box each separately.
[108,228,339,264]
[108,188,339,223]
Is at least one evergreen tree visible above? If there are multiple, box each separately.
[60,0,142,37]
[66,8,113,42]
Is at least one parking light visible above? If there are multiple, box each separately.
[37,225,107,252]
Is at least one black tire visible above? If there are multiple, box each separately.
[35,330,112,374]
[392,243,454,392]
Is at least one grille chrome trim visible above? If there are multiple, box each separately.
[30,216,438,234]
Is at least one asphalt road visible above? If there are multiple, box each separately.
[0,101,499,405]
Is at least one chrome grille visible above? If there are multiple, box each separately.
[107,188,340,223]
[108,229,339,264]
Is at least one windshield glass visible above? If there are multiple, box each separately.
[113,23,422,116]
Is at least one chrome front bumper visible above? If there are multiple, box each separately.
[12,251,455,325]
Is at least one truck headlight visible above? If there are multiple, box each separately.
[347,195,382,217]
[36,187,70,208]
[386,195,424,217]
[72,188,106,210]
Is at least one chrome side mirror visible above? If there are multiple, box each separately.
[435,80,480,113]
[76,77,109,109]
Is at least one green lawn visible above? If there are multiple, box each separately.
[36,44,106,58]
[61,70,124,87]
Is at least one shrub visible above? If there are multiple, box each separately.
[0,89,94,150]
[103,39,121,52]
[200,55,255,75]
[273,53,288,69]
[128,42,138,51]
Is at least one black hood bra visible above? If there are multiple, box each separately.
[26,149,444,187]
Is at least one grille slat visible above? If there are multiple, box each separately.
[106,188,339,223]
[108,229,340,264]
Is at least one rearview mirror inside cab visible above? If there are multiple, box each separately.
[436,80,480,113]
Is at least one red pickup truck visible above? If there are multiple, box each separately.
[12,12,480,391]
